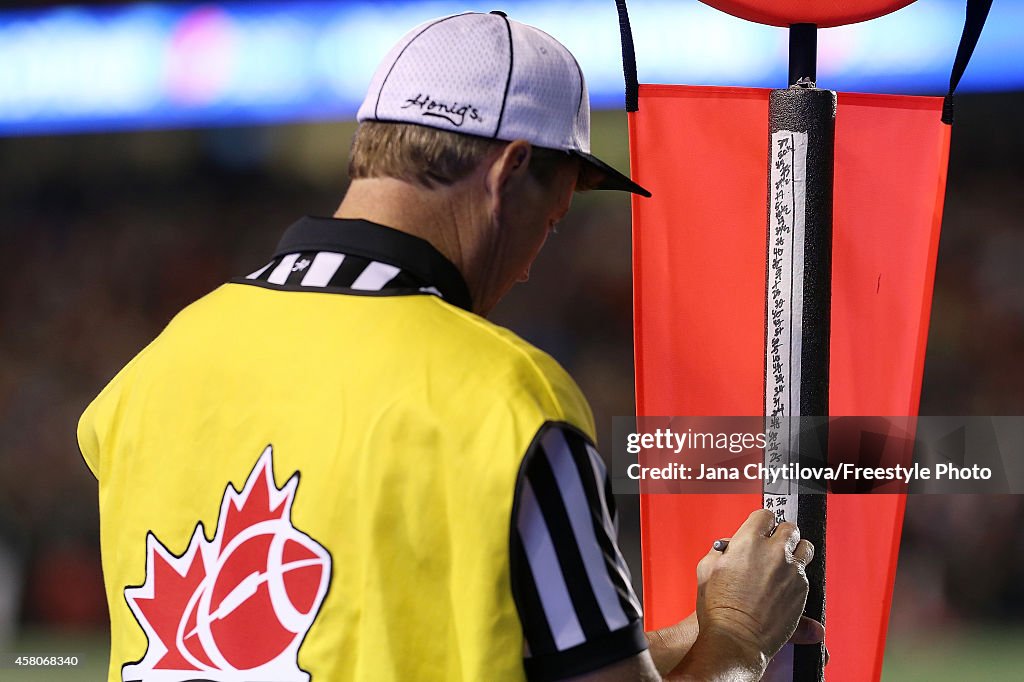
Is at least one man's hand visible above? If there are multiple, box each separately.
[573,509,822,681]
[647,507,823,671]
[692,509,816,670]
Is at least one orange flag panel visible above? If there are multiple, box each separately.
[629,85,950,681]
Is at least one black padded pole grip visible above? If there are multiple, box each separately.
[767,86,834,682]
[770,89,834,423]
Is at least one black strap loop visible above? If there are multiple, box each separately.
[614,0,639,112]
[943,0,993,125]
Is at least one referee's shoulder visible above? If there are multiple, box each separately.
[429,297,567,379]
[429,299,595,432]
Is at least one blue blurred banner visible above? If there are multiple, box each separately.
[0,0,1020,136]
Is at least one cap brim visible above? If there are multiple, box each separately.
[572,151,651,198]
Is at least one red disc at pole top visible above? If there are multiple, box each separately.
[698,0,918,28]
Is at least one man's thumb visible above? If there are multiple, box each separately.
[789,616,825,645]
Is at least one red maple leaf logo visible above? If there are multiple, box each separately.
[123,446,331,682]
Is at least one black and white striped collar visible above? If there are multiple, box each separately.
[237,217,474,312]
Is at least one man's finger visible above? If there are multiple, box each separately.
[772,521,800,549]
[793,538,815,566]
[732,508,777,541]
[789,616,825,645]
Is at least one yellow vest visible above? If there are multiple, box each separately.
[79,283,596,682]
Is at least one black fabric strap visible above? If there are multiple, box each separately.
[614,0,639,113]
[943,0,993,125]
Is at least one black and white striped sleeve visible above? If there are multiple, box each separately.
[510,423,647,681]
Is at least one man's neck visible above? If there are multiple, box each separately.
[336,177,480,275]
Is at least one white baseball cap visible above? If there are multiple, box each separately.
[356,11,650,197]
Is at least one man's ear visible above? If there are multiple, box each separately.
[486,140,533,197]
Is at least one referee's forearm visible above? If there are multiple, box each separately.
[645,612,699,677]
[647,614,765,681]
[662,625,767,681]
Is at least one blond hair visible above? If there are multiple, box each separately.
[348,121,587,190]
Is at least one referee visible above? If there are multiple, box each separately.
[78,11,822,682]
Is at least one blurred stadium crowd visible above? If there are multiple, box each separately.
[0,94,1022,655]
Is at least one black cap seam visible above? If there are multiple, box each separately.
[493,13,515,138]
[374,14,464,120]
